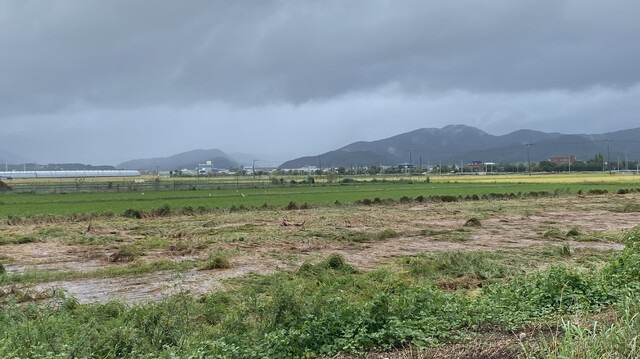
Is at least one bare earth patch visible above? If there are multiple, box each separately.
[1,194,637,303]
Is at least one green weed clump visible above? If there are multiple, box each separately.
[622,226,640,244]
[557,244,572,257]
[200,252,231,270]
[420,228,470,242]
[566,227,582,237]
[151,204,171,217]
[339,229,399,242]
[284,201,299,210]
[534,295,640,358]
[402,252,508,281]
[108,246,144,263]
[399,196,413,203]
[298,254,357,276]
[543,228,565,240]
[463,217,482,227]
[0,262,5,275]
[0,235,39,246]
[123,208,143,219]
[615,202,640,213]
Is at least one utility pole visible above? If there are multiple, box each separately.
[625,156,629,171]
[408,150,412,176]
[606,139,612,175]
[525,143,532,176]
[252,159,257,182]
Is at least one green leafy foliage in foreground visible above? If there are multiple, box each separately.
[1,237,640,358]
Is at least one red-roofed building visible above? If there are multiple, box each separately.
[549,155,576,165]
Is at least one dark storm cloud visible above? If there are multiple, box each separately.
[2,0,640,117]
[1,0,640,164]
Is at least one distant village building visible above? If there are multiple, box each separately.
[467,161,496,172]
[548,155,577,165]
[398,163,414,171]
[467,161,485,172]
[197,160,218,175]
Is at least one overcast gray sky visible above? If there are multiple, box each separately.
[1,0,640,165]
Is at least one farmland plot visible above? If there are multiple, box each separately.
[1,189,640,358]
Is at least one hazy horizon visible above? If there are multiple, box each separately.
[2,1,640,165]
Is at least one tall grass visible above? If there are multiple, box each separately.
[1,242,640,358]
[530,296,640,358]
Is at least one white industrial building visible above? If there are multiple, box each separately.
[0,170,141,179]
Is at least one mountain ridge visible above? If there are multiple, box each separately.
[279,125,640,168]
[117,149,238,171]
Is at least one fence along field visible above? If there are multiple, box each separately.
[1,174,640,357]
[2,172,640,194]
